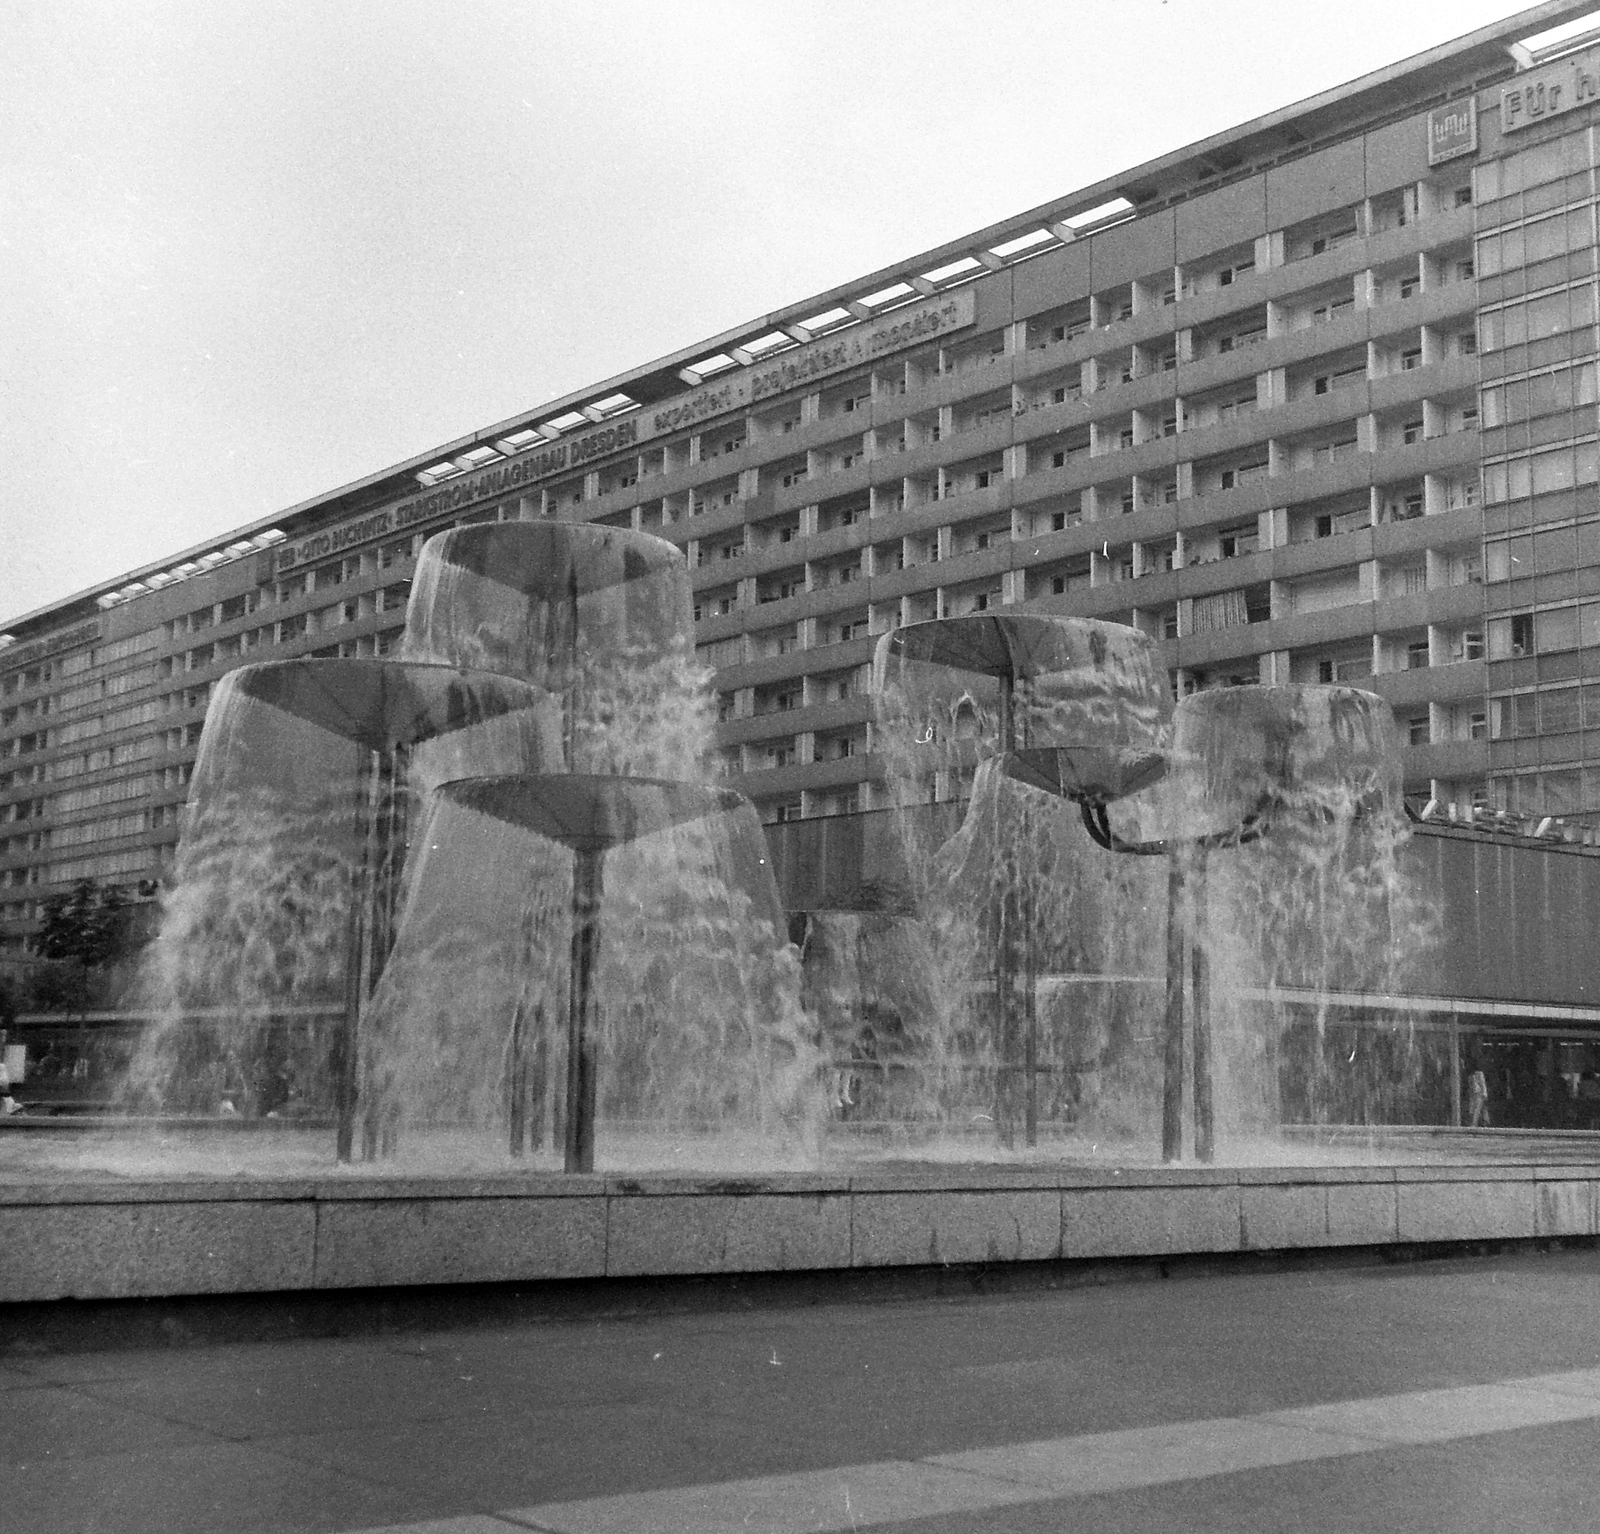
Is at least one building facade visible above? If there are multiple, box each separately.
[7,2,1600,958]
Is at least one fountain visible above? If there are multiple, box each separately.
[121,657,556,1158]
[7,542,1595,1309]
[809,614,1172,1149]
[823,615,1428,1165]
[118,520,818,1171]
[386,772,806,1172]
[1079,683,1415,1163]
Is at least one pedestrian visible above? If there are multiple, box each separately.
[1467,1066,1490,1128]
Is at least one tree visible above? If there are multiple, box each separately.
[30,879,131,1014]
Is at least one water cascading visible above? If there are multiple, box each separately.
[380,774,814,1172]
[123,658,554,1158]
[126,520,821,1170]
[833,614,1171,1149]
[381,521,821,1169]
[1079,682,1429,1161]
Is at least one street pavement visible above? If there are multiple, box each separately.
[5,1248,1600,1533]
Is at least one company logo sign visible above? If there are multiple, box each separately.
[1428,99,1477,165]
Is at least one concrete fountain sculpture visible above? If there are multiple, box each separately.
[10,567,1580,1312]
[126,520,816,1170]
[92,547,1423,1180]
[863,611,1416,1163]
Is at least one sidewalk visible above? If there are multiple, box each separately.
[6,1247,1600,1533]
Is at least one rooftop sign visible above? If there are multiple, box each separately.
[0,620,101,671]
[1500,46,1600,134]
[278,288,977,572]
[650,289,976,435]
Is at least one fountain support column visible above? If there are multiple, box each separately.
[874,613,1172,1150]
[337,741,411,1164]
[991,671,1037,1148]
[1161,854,1185,1163]
[1090,683,1404,1163]
[413,773,779,1173]
[565,846,604,1174]
[1191,848,1214,1164]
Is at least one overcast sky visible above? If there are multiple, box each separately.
[0,0,1551,626]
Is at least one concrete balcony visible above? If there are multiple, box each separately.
[1366,659,1486,708]
[1401,738,1488,783]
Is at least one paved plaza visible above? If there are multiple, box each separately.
[5,1246,1600,1532]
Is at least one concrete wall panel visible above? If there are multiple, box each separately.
[607,1192,850,1275]
[971,270,1017,336]
[0,1199,316,1301]
[1063,1185,1239,1258]
[1176,178,1267,264]
[1012,240,1092,319]
[1326,1181,1399,1244]
[1396,1176,1536,1243]
[1534,1180,1595,1236]
[850,1189,1062,1267]
[1240,1183,1327,1249]
[1089,208,1177,288]
[1267,140,1368,229]
[1364,112,1436,196]
[311,1195,607,1289]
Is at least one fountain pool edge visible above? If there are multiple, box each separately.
[3,1161,1599,1303]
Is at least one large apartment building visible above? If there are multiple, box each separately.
[6,3,1600,958]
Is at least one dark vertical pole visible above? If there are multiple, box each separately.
[365,742,409,1160]
[1162,851,1185,1163]
[1191,848,1214,1164]
[336,748,377,1164]
[1023,917,1038,1147]
[565,846,604,1174]
[531,1004,549,1153]
[511,897,548,1158]
[995,881,1016,1149]
[1014,671,1039,1148]
[1022,794,1038,1148]
[1449,1012,1462,1128]
[994,669,1016,1147]
[997,670,1015,756]
[563,559,582,772]
[508,998,529,1157]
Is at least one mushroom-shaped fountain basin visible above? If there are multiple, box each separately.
[1163,684,1403,843]
[188,657,559,809]
[873,614,1171,803]
[374,773,809,1171]
[124,659,554,1130]
[404,521,692,684]
[409,773,785,932]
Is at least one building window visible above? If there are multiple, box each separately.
[1408,715,1430,746]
